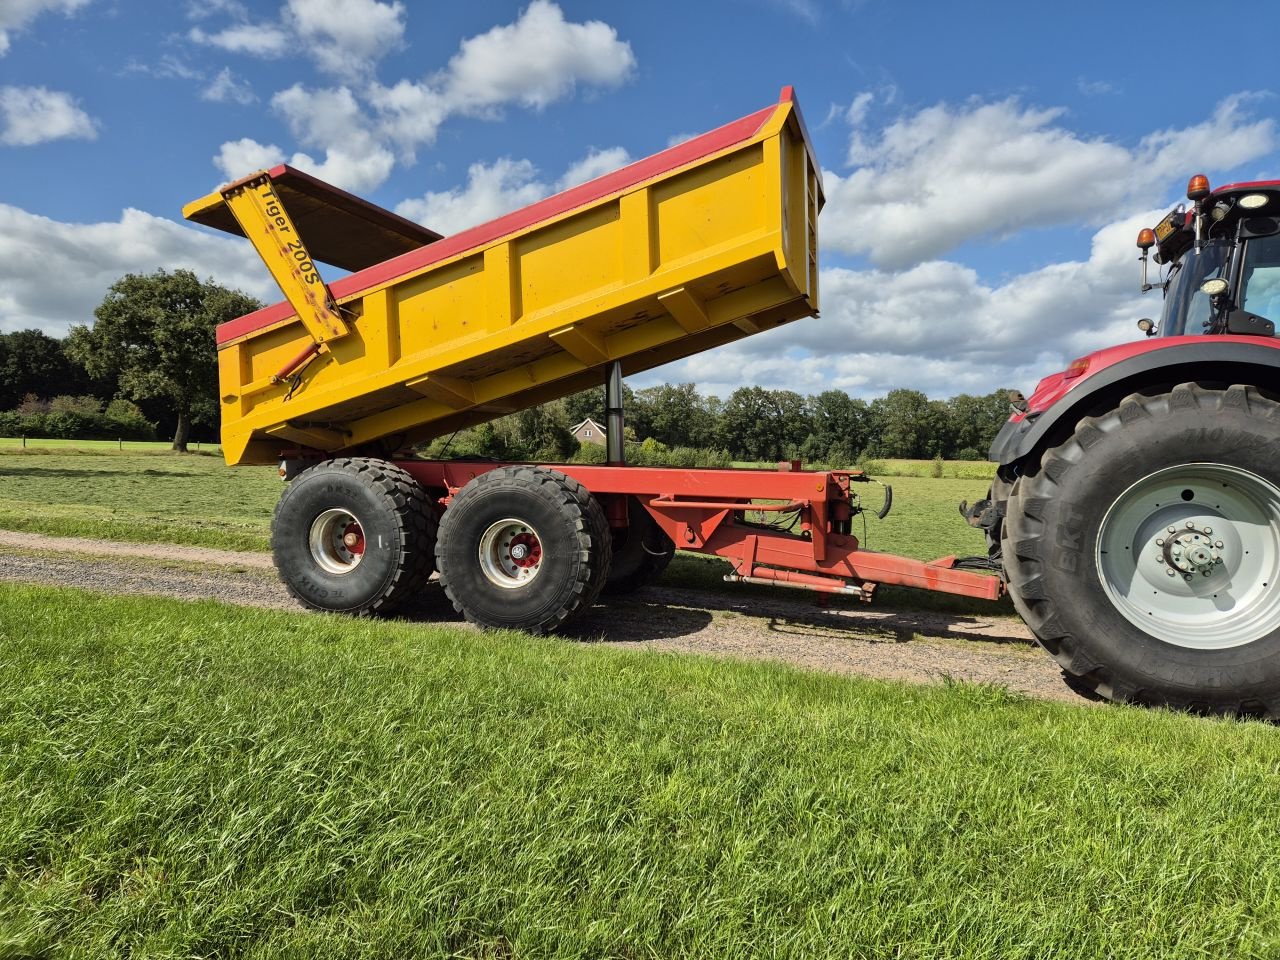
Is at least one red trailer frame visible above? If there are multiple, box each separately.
[396,459,1004,602]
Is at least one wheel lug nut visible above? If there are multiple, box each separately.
[1156,538,1165,546]
[1186,521,1195,529]
[1215,540,1224,548]
[1204,527,1213,535]
[1167,568,1177,577]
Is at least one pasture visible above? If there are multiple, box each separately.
[5,449,1273,957]
[0,448,995,561]
[3,585,1279,957]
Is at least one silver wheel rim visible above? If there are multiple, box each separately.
[308,508,365,575]
[478,518,544,589]
[1096,463,1280,650]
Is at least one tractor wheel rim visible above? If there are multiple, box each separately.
[478,518,544,589]
[1096,463,1280,650]
[309,508,366,575]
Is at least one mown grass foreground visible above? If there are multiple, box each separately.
[3,585,1280,958]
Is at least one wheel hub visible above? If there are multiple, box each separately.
[1157,522,1222,579]
[478,519,544,588]
[1096,463,1280,650]
[308,509,366,575]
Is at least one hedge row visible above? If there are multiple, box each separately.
[0,410,157,441]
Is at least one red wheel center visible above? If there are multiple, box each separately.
[342,522,365,555]
[508,532,541,568]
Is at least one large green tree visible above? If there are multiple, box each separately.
[67,270,261,451]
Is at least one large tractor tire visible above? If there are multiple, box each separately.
[1003,384,1280,715]
[272,457,437,616]
[436,466,611,633]
[603,496,675,595]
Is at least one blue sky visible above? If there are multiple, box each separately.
[1,0,1277,399]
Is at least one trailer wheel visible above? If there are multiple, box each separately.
[272,457,437,616]
[436,466,611,633]
[603,497,675,594]
[1003,384,1280,715]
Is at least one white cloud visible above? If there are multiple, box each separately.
[270,84,394,192]
[645,210,1164,400]
[441,0,635,113]
[211,87,393,192]
[0,0,90,56]
[284,0,405,80]
[0,204,274,336]
[0,86,97,146]
[212,137,285,181]
[188,22,291,57]
[843,91,874,126]
[824,94,1275,269]
[212,3,636,188]
[366,79,450,159]
[201,67,256,105]
[394,145,632,235]
[557,146,630,189]
[395,158,549,235]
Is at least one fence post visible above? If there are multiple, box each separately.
[21,436,25,448]
[119,438,123,451]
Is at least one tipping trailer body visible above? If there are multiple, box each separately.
[187,88,823,467]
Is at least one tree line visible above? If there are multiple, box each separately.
[426,381,1014,466]
[0,270,260,450]
[3,269,1013,460]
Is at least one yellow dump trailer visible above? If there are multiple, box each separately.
[185,88,822,466]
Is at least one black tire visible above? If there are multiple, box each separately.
[436,466,611,633]
[272,457,437,615]
[603,497,675,594]
[1003,384,1280,716]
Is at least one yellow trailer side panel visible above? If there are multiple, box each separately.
[193,89,823,466]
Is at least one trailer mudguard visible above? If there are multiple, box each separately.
[989,337,1280,467]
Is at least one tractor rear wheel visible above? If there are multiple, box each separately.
[1003,384,1280,715]
[272,457,437,616]
[436,466,611,633]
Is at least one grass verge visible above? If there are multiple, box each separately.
[2,585,1279,958]
[0,451,279,551]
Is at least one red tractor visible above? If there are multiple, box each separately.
[966,174,1280,715]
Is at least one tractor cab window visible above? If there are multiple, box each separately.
[1161,241,1230,337]
[1241,233,1280,323]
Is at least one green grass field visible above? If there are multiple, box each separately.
[2,585,1277,958]
[0,449,995,560]
[0,449,280,551]
[0,437,216,452]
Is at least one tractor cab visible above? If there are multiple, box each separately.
[1137,176,1280,339]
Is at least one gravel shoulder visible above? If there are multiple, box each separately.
[0,531,1081,704]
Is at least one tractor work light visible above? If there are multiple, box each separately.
[1239,193,1270,210]
[1201,278,1229,296]
[1211,202,1231,221]
[1187,174,1211,202]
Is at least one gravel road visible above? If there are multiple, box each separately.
[0,531,1082,704]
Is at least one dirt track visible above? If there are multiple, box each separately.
[0,530,1083,704]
